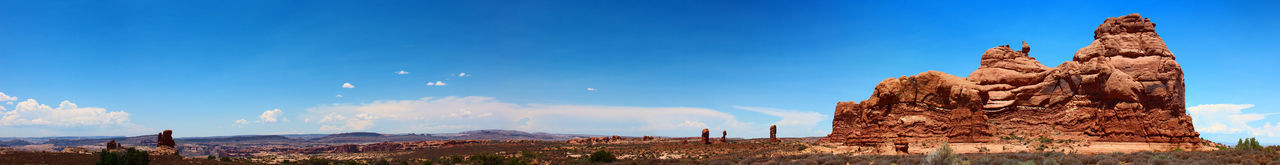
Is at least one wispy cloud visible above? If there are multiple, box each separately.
[586,88,597,92]
[732,106,828,135]
[235,119,249,125]
[428,81,447,86]
[336,94,344,98]
[0,92,16,101]
[458,73,469,77]
[342,83,355,88]
[300,96,823,137]
[396,70,410,75]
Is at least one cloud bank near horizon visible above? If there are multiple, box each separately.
[301,96,829,138]
[1188,104,1280,143]
[0,91,151,136]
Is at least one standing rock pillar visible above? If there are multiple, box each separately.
[770,125,779,142]
[701,128,711,144]
[720,130,727,143]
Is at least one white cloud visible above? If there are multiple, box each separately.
[458,73,468,77]
[0,92,16,101]
[342,83,355,88]
[299,96,817,137]
[0,93,149,136]
[336,94,344,98]
[397,70,410,75]
[428,81,446,86]
[1188,104,1260,134]
[586,88,597,91]
[235,119,249,125]
[449,109,492,119]
[2,99,133,127]
[260,109,283,123]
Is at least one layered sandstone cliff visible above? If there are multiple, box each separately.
[822,13,1199,145]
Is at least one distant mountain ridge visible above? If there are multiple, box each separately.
[0,129,610,147]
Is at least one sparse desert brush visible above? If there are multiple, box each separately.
[924,142,954,165]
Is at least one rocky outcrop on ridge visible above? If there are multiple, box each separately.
[822,13,1199,145]
[157,130,175,147]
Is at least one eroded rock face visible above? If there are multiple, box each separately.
[822,13,1198,145]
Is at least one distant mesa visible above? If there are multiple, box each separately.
[822,14,1201,147]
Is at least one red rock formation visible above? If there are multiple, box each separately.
[105,140,120,150]
[720,130,727,143]
[157,130,175,147]
[152,130,178,155]
[359,141,403,152]
[822,13,1199,145]
[701,129,711,144]
[769,125,778,142]
[1020,41,1030,54]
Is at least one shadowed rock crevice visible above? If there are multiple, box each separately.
[822,13,1198,145]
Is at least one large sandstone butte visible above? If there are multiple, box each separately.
[822,14,1199,146]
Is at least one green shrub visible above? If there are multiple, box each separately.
[300,158,332,165]
[1236,137,1263,151]
[95,148,149,165]
[466,153,507,165]
[519,150,541,159]
[588,150,617,163]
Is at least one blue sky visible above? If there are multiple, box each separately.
[0,1,1277,144]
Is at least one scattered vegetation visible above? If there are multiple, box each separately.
[1236,137,1263,151]
[94,148,150,165]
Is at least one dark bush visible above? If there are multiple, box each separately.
[467,153,522,165]
[95,148,150,165]
[589,150,617,162]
